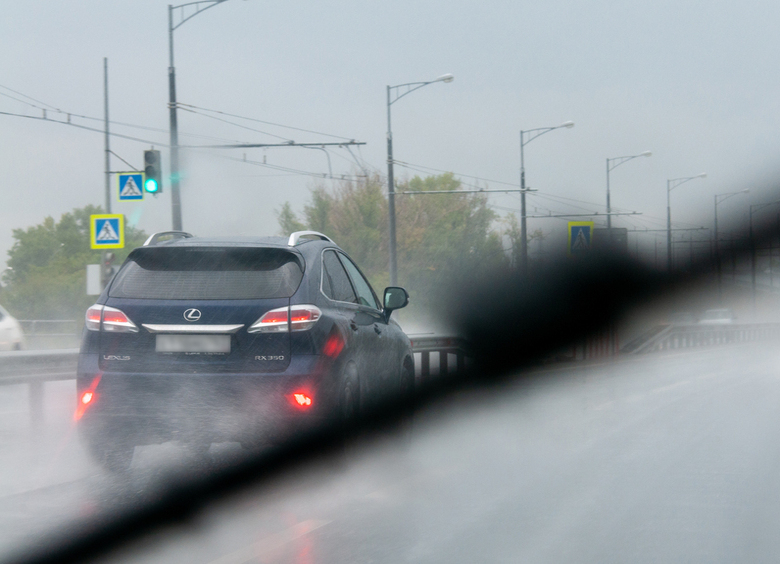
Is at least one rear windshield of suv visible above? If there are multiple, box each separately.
[109,247,304,300]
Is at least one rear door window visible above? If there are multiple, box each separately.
[109,247,303,300]
[322,251,357,303]
[338,253,380,310]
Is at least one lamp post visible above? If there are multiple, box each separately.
[666,173,706,271]
[168,0,229,231]
[749,200,780,310]
[606,151,652,229]
[714,189,749,298]
[386,73,454,285]
[519,121,574,276]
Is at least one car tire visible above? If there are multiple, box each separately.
[399,357,415,406]
[393,357,415,447]
[340,374,358,429]
[331,368,358,469]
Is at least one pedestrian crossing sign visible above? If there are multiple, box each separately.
[90,214,125,249]
[118,173,144,200]
[568,221,594,256]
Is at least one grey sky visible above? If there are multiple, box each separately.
[2,0,779,270]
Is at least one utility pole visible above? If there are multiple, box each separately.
[714,196,722,298]
[666,174,706,271]
[605,159,611,230]
[518,121,574,276]
[689,233,694,270]
[654,239,658,270]
[749,200,780,312]
[520,135,527,273]
[605,151,652,232]
[385,74,453,285]
[168,1,230,232]
[102,58,111,289]
[386,85,396,286]
[714,190,749,299]
[168,5,182,230]
[104,58,111,214]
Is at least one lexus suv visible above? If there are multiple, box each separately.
[77,231,413,471]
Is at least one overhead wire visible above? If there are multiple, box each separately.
[176,106,294,142]
[176,102,355,141]
[0,84,365,182]
[0,84,246,144]
[0,110,167,146]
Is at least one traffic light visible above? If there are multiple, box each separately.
[102,251,116,287]
[143,150,162,194]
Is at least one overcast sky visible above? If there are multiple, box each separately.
[2,0,780,271]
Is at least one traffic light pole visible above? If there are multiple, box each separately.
[168,1,230,232]
[103,57,112,288]
[168,6,182,231]
[103,58,111,215]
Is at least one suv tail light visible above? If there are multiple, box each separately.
[84,304,139,333]
[248,305,321,334]
[85,305,103,331]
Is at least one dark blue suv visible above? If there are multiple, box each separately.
[77,231,412,471]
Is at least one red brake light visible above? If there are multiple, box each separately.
[101,306,138,333]
[288,391,313,409]
[75,375,101,421]
[323,332,344,358]
[261,310,288,324]
[85,305,103,331]
[248,305,321,333]
[291,310,313,322]
[84,305,138,333]
[293,393,312,407]
[102,310,128,324]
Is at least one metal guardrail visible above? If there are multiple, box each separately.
[18,320,80,349]
[0,337,473,425]
[623,322,780,354]
[408,335,470,381]
[2,324,777,426]
[0,348,78,426]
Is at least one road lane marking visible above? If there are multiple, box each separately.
[207,519,331,564]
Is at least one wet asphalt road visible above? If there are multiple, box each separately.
[3,341,780,563]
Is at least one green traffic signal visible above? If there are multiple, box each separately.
[143,150,162,194]
[144,178,159,193]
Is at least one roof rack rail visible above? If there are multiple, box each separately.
[143,231,194,246]
[287,231,334,247]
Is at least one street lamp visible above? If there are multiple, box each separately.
[749,200,780,310]
[714,189,749,298]
[386,73,454,285]
[667,173,706,271]
[519,121,574,276]
[168,0,230,231]
[606,151,652,229]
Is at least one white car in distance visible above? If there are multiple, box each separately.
[0,304,24,350]
[698,308,735,325]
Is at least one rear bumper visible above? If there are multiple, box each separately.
[76,353,340,446]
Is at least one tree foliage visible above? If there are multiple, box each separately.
[278,173,507,319]
[0,205,147,321]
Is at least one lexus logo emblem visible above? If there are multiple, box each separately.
[183,308,201,322]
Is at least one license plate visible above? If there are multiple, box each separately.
[156,334,231,354]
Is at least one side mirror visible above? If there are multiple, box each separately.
[383,287,409,321]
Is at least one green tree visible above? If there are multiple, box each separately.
[502,214,547,268]
[1,205,147,321]
[277,202,306,234]
[278,173,507,319]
